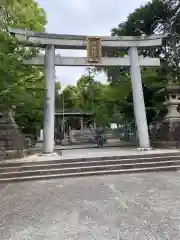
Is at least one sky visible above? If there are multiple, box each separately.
[37,0,149,87]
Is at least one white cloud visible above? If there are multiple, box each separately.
[37,0,149,87]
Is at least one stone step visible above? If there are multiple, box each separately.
[0,152,179,182]
[0,152,179,167]
[0,159,180,179]
[0,155,180,173]
[0,164,180,183]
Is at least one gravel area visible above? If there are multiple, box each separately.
[1,172,180,239]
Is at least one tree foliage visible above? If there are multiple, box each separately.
[0,0,47,135]
[57,69,131,126]
[103,0,180,123]
[53,1,180,128]
[1,0,180,136]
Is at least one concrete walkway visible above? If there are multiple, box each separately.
[35,139,136,151]
[2,147,179,163]
[61,147,180,160]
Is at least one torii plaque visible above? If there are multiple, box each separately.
[87,36,101,63]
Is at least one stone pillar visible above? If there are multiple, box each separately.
[128,47,150,149]
[43,45,55,154]
[40,129,43,142]
[80,117,83,130]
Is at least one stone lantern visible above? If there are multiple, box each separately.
[164,86,180,120]
[0,105,25,159]
[152,86,180,148]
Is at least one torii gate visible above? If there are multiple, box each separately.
[8,28,162,153]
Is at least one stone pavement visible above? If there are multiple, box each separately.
[35,139,136,151]
[1,172,180,239]
[60,147,179,160]
[2,147,179,163]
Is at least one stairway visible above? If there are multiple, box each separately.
[70,129,94,143]
[0,152,180,182]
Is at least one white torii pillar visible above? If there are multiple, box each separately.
[128,47,150,149]
[43,45,55,154]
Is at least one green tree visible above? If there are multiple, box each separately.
[74,70,125,126]
[76,70,102,111]
[0,0,47,135]
[62,85,78,110]
[102,0,180,124]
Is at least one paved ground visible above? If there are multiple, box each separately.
[2,147,179,163]
[60,148,179,160]
[35,139,133,151]
[1,172,180,239]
